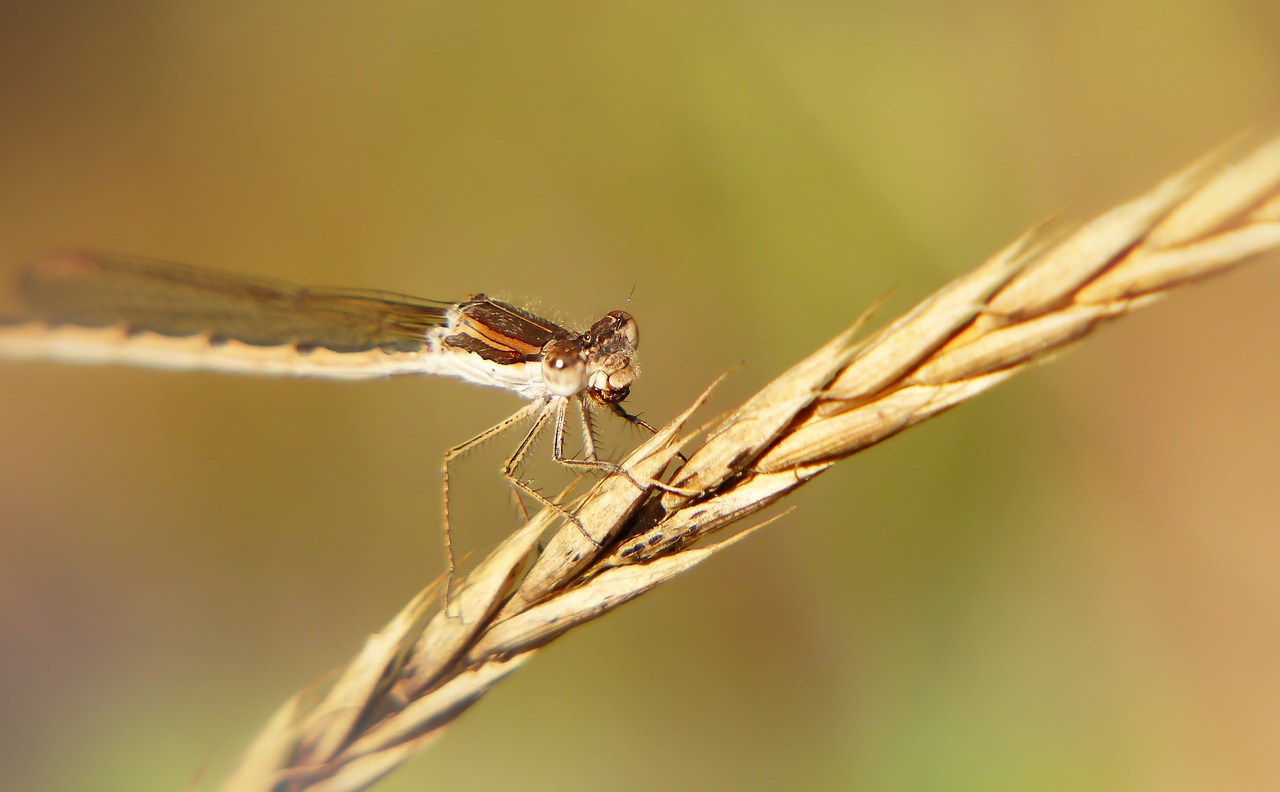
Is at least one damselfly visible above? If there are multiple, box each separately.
[0,250,666,598]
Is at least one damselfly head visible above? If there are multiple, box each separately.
[537,310,639,403]
[583,310,638,406]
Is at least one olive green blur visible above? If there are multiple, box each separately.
[0,2,1278,790]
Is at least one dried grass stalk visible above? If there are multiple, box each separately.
[220,136,1280,791]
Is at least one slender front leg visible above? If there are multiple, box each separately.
[607,400,660,436]
[499,398,601,548]
[577,396,599,463]
[499,398,592,513]
[608,401,690,466]
[551,396,625,477]
[554,398,696,495]
[441,399,546,611]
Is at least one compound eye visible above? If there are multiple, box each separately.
[607,311,639,349]
[541,340,588,397]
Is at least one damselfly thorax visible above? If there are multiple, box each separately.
[0,250,661,599]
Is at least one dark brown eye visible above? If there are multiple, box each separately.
[607,311,638,349]
[541,339,587,397]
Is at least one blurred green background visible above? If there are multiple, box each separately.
[1,2,1278,790]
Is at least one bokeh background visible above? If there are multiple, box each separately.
[1,2,1279,790]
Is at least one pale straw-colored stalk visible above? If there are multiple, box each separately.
[220,135,1280,791]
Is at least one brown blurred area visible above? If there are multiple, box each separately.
[0,2,1278,790]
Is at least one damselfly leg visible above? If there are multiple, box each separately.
[439,390,668,613]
